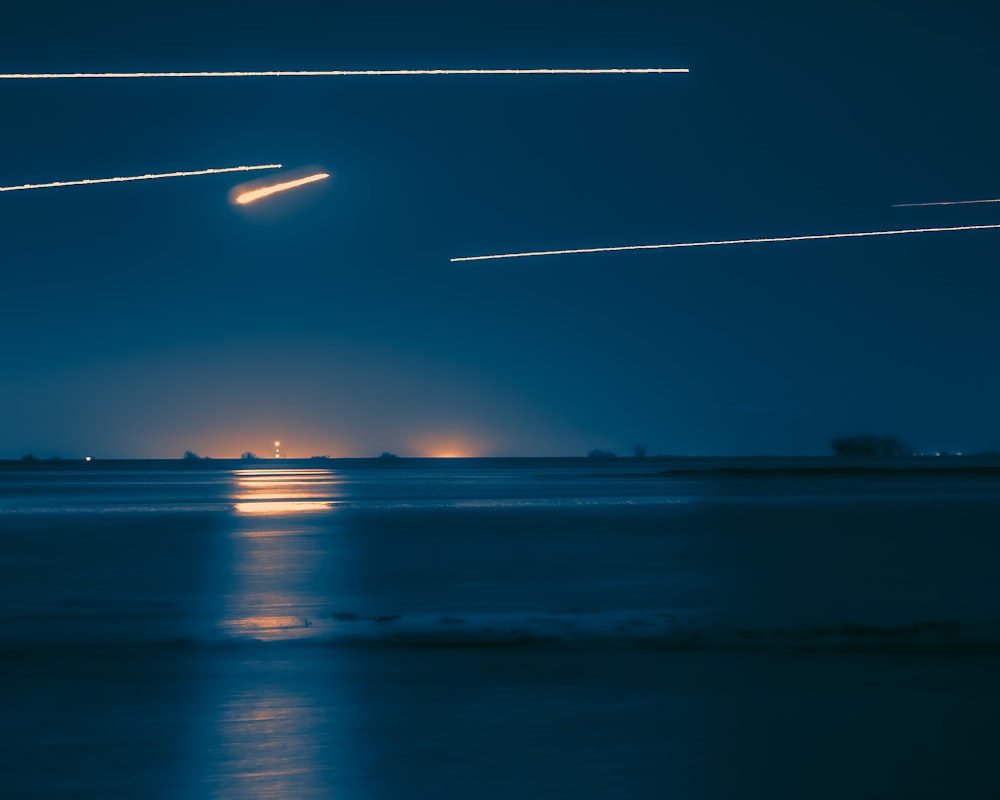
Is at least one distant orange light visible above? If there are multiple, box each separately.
[429,444,478,458]
[234,172,329,204]
[413,434,485,459]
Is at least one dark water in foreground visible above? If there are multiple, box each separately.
[1,460,999,798]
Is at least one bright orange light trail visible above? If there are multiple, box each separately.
[0,68,687,79]
[893,198,1000,207]
[234,172,330,205]
[0,164,281,193]
[451,224,1000,263]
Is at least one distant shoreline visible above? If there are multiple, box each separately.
[3,455,999,475]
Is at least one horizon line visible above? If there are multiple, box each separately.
[0,68,689,80]
[6,453,994,462]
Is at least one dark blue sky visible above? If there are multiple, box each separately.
[2,1,998,458]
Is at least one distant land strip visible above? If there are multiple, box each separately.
[452,223,1000,262]
[4,457,1000,474]
[655,465,1000,477]
[0,68,688,80]
[0,164,282,193]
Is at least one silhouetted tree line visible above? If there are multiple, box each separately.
[831,434,913,457]
[587,448,618,460]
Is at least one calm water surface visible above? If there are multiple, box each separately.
[1,460,998,798]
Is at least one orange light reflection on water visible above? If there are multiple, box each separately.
[234,501,330,514]
[224,468,342,641]
[232,469,340,516]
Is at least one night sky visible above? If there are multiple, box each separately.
[2,1,998,459]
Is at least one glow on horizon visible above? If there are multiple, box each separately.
[422,442,484,459]
[451,223,1000,262]
[234,173,330,205]
[892,198,1000,207]
[0,164,282,193]
[0,68,688,80]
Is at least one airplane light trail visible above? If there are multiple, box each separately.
[892,198,1000,207]
[0,164,281,193]
[451,224,1000,263]
[234,172,330,205]
[0,68,687,80]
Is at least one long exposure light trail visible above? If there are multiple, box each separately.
[234,172,330,204]
[0,68,687,80]
[451,224,1000,263]
[893,198,1000,207]
[0,164,281,193]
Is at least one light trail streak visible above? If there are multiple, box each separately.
[893,198,1000,207]
[0,164,281,193]
[451,224,1000,263]
[0,68,687,80]
[234,172,330,205]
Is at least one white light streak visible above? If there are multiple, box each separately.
[234,172,330,205]
[893,198,1000,207]
[0,164,281,193]
[0,68,687,80]
[451,224,1000,263]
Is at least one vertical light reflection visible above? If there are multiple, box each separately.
[201,468,358,799]
[223,469,343,640]
[211,675,339,799]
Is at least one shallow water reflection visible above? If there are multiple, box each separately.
[222,470,344,641]
[209,471,354,797]
[209,666,345,800]
[232,469,340,515]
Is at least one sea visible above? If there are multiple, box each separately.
[1,457,999,799]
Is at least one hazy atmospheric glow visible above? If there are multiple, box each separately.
[409,433,487,458]
[452,223,1000,262]
[892,198,1000,207]
[0,68,687,80]
[0,164,282,193]
[234,173,330,205]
